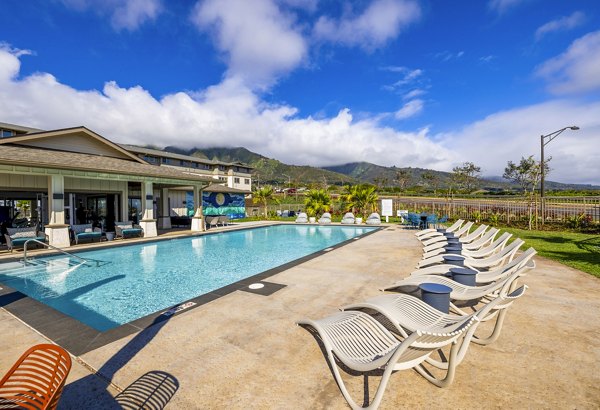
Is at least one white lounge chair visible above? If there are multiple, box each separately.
[420,221,474,245]
[342,285,527,387]
[416,219,464,239]
[366,212,381,225]
[340,212,355,224]
[318,212,332,224]
[297,310,477,409]
[383,261,530,313]
[295,212,308,223]
[411,247,537,285]
[422,231,511,260]
[417,238,524,270]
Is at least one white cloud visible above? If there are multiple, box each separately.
[433,50,465,62]
[488,0,528,15]
[535,30,600,94]
[403,88,426,100]
[395,99,424,120]
[479,55,496,63]
[535,11,585,41]
[191,0,307,89]
[439,100,600,185]
[60,0,162,30]
[1,45,597,185]
[0,46,455,171]
[313,0,421,49]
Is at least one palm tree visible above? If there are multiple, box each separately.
[304,189,332,217]
[338,184,378,218]
[252,185,275,218]
[351,184,379,219]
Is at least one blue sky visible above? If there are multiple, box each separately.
[1,0,599,184]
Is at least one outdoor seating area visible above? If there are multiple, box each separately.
[205,215,229,229]
[115,222,143,239]
[0,221,597,409]
[4,227,47,252]
[71,223,102,245]
[298,219,538,409]
[403,212,447,230]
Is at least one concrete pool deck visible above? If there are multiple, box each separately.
[1,224,599,409]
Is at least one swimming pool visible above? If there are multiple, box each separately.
[0,224,376,331]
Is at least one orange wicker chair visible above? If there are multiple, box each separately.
[0,344,72,410]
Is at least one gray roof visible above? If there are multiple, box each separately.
[204,184,251,194]
[0,145,215,184]
[122,144,253,169]
[0,121,44,134]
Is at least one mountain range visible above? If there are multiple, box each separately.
[162,145,600,191]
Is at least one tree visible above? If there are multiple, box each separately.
[338,184,379,218]
[304,189,332,217]
[452,162,481,193]
[503,155,549,230]
[421,171,440,195]
[395,170,411,192]
[252,185,276,218]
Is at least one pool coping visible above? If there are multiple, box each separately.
[0,223,382,356]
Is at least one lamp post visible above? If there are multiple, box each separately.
[540,126,579,222]
[282,174,291,197]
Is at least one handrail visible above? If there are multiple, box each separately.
[23,239,97,266]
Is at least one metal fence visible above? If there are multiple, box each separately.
[249,195,600,224]
[388,196,600,223]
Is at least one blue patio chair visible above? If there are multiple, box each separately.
[425,214,438,229]
[408,213,421,229]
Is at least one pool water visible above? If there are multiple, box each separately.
[0,225,376,331]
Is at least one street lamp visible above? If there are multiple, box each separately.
[282,174,291,189]
[540,126,579,221]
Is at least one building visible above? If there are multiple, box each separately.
[0,121,251,248]
[122,145,253,191]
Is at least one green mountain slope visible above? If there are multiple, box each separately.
[159,147,599,191]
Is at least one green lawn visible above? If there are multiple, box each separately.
[501,228,600,278]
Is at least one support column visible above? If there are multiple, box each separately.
[139,181,157,237]
[121,182,129,222]
[45,174,70,248]
[191,185,205,232]
[158,187,171,229]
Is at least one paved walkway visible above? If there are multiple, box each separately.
[0,225,599,409]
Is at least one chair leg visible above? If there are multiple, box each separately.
[325,350,398,410]
[414,340,461,388]
[472,310,508,345]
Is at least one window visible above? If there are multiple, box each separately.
[234,177,240,184]
[161,157,168,164]
[244,178,250,184]
[1,129,14,138]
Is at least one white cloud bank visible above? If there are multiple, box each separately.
[2,45,597,185]
[0,46,456,172]
[440,100,600,185]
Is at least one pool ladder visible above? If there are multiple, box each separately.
[23,239,99,267]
